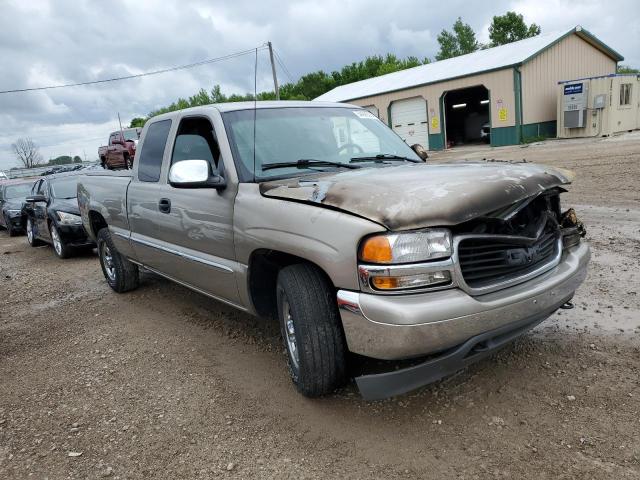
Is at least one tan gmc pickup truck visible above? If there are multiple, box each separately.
[78,101,590,400]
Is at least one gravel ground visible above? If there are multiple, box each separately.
[1,133,639,479]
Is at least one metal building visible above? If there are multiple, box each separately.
[315,26,623,150]
[557,74,640,138]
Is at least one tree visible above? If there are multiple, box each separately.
[134,53,430,124]
[12,137,43,168]
[618,65,639,74]
[436,17,479,60]
[129,117,146,128]
[489,11,541,46]
[73,155,82,163]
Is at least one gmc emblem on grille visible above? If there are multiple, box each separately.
[506,246,541,266]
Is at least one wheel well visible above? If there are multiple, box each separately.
[88,211,108,238]
[247,250,334,319]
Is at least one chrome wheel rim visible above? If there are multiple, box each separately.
[51,226,62,255]
[27,219,33,243]
[101,244,116,281]
[282,299,299,370]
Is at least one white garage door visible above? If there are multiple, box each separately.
[363,105,379,117]
[390,97,429,149]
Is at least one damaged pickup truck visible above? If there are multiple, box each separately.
[77,101,589,400]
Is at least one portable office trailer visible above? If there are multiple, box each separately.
[557,74,640,138]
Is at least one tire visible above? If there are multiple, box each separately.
[26,217,43,246]
[125,154,133,170]
[276,263,347,397]
[97,227,139,293]
[49,223,72,259]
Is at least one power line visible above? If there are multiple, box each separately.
[273,48,295,83]
[0,46,268,94]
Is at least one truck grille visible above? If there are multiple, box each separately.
[458,230,560,290]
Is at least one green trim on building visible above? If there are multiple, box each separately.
[428,134,444,150]
[522,121,557,140]
[490,126,519,147]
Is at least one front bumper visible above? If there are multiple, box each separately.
[5,213,23,230]
[57,224,94,247]
[337,241,590,361]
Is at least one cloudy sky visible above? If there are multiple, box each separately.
[0,0,638,170]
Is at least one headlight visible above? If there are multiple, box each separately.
[359,228,452,264]
[7,209,21,217]
[57,211,83,225]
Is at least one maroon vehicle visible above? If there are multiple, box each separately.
[98,127,141,170]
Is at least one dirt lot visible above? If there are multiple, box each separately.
[1,133,639,479]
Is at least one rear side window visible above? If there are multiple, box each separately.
[138,120,172,182]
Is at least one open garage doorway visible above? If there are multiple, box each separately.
[442,85,490,148]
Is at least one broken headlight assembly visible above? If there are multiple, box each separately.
[560,208,586,249]
[358,229,454,293]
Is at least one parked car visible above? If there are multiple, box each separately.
[0,171,8,180]
[78,101,589,400]
[0,178,38,236]
[480,122,490,143]
[23,172,94,258]
[98,128,141,170]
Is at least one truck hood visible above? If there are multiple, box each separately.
[259,162,573,230]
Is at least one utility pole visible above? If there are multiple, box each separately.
[117,112,125,141]
[267,41,280,100]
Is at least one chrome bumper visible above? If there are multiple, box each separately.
[337,242,590,360]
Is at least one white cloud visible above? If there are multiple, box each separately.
[0,0,635,170]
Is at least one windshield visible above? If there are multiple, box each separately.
[123,129,140,141]
[4,183,32,199]
[50,177,79,199]
[222,107,421,181]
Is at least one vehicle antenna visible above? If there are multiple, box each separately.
[252,47,258,182]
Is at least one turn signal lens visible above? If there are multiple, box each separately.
[360,235,392,263]
[371,271,452,290]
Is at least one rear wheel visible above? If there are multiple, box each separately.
[50,223,71,259]
[97,228,139,293]
[276,263,347,397]
[26,218,43,246]
[124,154,133,170]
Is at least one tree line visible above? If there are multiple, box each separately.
[130,11,544,127]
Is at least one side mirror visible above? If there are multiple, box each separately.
[26,194,46,203]
[168,159,226,190]
[411,144,429,161]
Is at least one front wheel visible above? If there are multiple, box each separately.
[97,228,139,293]
[276,263,348,397]
[50,223,71,259]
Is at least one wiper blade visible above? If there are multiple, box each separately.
[261,159,361,171]
[350,154,420,163]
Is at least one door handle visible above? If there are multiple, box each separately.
[158,198,171,214]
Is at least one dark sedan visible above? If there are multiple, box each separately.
[23,173,94,258]
[0,178,39,236]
